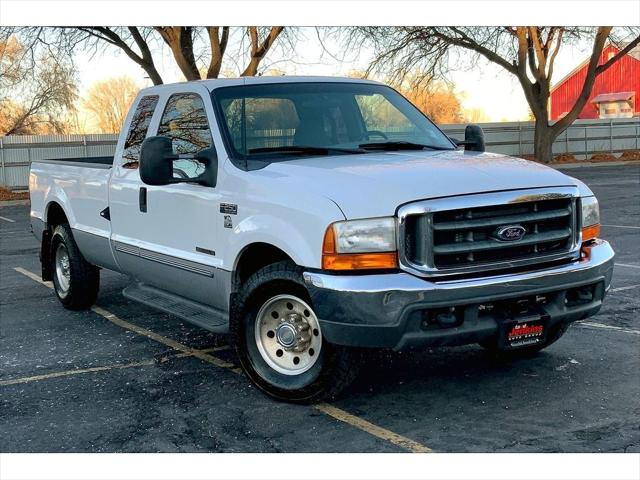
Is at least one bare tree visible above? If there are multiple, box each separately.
[0,36,77,135]
[0,35,23,87]
[4,27,290,87]
[401,81,464,124]
[241,27,285,76]
[77,27,164,85]
[83,76,140,133]
[341,27,640,162]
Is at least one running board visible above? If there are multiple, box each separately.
[123,282,228,334]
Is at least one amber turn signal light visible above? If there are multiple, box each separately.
[322,225,398,271]
[582,224,600,243]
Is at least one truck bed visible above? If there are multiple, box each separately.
[29,157,113,244]
[34,156,114,167]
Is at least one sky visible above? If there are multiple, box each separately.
[73,27,599,124]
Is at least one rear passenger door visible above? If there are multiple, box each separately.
[110,87,226,310]
[109,92,159,265]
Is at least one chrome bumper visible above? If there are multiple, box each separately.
[303,240,615,350]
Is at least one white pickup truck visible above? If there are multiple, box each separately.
[30,76,614,402]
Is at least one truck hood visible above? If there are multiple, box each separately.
[262,150,586,218]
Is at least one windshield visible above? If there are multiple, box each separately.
[211,82,455,163]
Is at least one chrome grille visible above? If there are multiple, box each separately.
[399,187,581,277]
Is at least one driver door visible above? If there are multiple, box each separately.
[110,87,225,308]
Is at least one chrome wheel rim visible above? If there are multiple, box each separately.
[254,294,322,376]
[55,243,71,294]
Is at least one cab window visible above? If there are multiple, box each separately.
[122,95,159,169]
[158,93,213,180]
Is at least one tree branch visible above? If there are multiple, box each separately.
[155,27,200,81]
[241,26,284,76]
[206,26,229,79]
[595,34,640,74]
[551,27,611,134]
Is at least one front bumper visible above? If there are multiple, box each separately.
[303,240,615,350]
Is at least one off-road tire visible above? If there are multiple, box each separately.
[50,223,100,310]
[231,261,361,403]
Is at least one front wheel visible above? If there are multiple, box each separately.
[50,223,100,310]
[232,262,360,403]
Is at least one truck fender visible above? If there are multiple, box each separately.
[228,213,330,271]
[44,190,76,229]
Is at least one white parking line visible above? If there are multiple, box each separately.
[0,215,16,223]
[615,263,640,269]
[585,180,640,186]
[610,284,640,293]
[577,321,640,335]
[602,224,640,229]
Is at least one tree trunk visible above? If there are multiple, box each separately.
[533,118,554,163]
[142,63,163,85]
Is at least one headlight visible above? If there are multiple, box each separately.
[322,217,398,270]
[581,196,599,227]
[332,217,397,253]
[581,196,600,242]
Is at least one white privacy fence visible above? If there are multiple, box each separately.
[440,118,640,159]
[0,134,118,189]
[1,118,639,188]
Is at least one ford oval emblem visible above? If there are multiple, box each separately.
[494,225,526,242]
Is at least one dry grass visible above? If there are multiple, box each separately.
[521,150,640,165]
[0,186,29,201]
[588,152,618,162]
[620,150,640,161]
[553,153,578,164]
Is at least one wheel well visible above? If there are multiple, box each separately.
[233,243,294,291]
[46,202,68,229]
[41,202,68,282]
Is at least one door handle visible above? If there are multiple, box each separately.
[139,187,147,213]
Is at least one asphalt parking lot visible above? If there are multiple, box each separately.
[1,163,639,453]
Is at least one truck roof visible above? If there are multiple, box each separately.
[139,75,384,95]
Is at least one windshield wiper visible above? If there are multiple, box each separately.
[248,145,365,155]
[358,141,452,151]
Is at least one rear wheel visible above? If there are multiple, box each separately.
[50,223,100,310]
[232,261,361,403]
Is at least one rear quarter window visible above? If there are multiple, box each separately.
[122,95,159,168]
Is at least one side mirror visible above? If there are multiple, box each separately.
[139,136,218,187]
[140,136,174,186]
[463,124,485,152]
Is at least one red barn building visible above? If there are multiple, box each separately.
[550,43,640,121]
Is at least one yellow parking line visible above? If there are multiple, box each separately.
[90,306,235,369]
[0,347,231,387]
[314,403,433,453]
[14,267,52,287]
[0,359,156,386]
[13,267,234,368]
[14,266,433,453]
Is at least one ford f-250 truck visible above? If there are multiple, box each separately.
[29,77,614,402]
